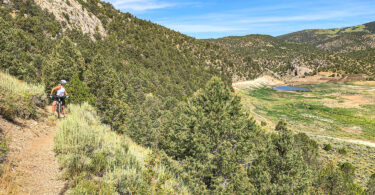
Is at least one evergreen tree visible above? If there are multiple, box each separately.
[315,162,364,194]
[293,132,319,166]
[66,73,94,105]
[42,37,85,92]
[249,121,311,194]
[366,173,375,194]
[125,95,162,148]
[160,77,259,190]
[83,54,109,96]
[93,71,128,132]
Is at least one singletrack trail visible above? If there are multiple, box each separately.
[0,106,65,195]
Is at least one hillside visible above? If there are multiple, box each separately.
[206,35,331,76]
[278,21,375,47]
[0,0,261,158]
[0,0,259,90]
[277,21,375,75]
[208,24,375,77]
[2,0,375,194]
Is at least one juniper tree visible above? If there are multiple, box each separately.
[249,121,312,194]
[314,162,364,194]
[160,77,259,190]
[66,73,94,105]
[367,173,375,194]
[42,37,85,92]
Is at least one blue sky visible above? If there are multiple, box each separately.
[103,0,375,39]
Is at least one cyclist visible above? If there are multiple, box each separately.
[50,80,69,117]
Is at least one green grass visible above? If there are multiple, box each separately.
[241,84,375,140]
[239,83,375,186]
[0,71,46,120]
[54,103,190,194]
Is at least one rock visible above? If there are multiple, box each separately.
[33,0,107,40]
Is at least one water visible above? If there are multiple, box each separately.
[273,86,311,92]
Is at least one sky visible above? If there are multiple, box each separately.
[103,0,375,39]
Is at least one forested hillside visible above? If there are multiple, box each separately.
[206,35,331,76]
[208,22,375,77]
[278,21,375,46]
[1,0,375,193]
[0,0,260,140]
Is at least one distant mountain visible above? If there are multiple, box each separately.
[208,22,375,77]
[278,21,375,53]
[207,35,334,76]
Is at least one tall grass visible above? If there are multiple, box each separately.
[0,72,45,95]
[54,103,190,194]
[0,72,46,120]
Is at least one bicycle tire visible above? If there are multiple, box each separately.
[57,103,61,118]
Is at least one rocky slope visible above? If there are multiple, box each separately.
[34,0,107,39]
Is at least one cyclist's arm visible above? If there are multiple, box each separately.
[50,86,60,95]
[64,90,68,96]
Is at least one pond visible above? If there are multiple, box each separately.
[273,86,312,92]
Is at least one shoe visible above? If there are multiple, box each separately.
[49,113,54,116]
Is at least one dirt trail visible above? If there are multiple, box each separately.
[0,108,65,194]
[309,134,375,148]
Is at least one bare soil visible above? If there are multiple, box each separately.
[0,108,65,194]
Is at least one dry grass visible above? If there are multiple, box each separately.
[348,81,375,86]
[0,71,46,120]
[0,71,45,96]
[0,162,18,195]
[55,103,190,194]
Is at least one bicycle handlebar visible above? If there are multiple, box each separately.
[50,95,69,99]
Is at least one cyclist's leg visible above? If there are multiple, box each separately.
[52,101,57,113]
[61,105,65,116]
[62,98,66,116]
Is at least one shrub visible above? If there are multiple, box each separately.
[315,162,364,194]
[65,73,94,105]
[323,143,332,151]
[338,147,348,155]
[261,121,267,126]
[366,173,375,194]
[294,133,319,165]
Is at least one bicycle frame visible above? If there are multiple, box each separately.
[52,96,65,119]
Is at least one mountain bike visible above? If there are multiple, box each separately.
[50,96,68,119]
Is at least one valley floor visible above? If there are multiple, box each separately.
[235,76,375,186]
[0,108,65,194]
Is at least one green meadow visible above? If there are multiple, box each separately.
[239,83,375,185]
[240,83,375,141]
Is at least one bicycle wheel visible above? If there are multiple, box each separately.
[57,103,61,118]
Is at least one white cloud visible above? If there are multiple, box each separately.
[238,10,375,24]
[164,24,246,33]
[105,0,175,11]
[156,1,375,37]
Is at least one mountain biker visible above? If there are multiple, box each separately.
[50,80,69,117]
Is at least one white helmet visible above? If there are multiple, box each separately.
[60,80,67,84]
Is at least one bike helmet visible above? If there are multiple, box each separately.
[60,80,67,84]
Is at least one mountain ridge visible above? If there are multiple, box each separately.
[208,21,375,77]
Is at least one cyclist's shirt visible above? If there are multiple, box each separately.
[56,86,65,97]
